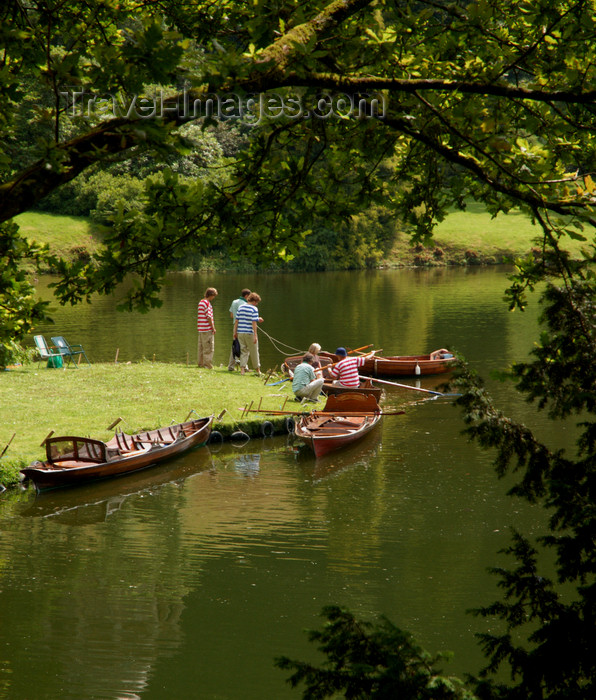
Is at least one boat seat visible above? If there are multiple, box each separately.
[115,432,133,451]
[50,460,82,469]
[120,444,151,457]
[308,424,351,432]
[308,418,364,430]
[311,428,352,435]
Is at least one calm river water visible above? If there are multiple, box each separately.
[0,267,566,699]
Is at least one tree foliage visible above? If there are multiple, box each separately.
[3,0,596,319]
[275,605,476,699]
[0,221,51,367]
[451,248,596,699]
[1,4,596,693]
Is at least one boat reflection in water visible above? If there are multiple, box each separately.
[18,446,215,524]
[293,427,383,482]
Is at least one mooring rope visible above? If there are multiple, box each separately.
[257,326,305,355]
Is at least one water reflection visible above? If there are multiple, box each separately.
[18,446,215,524]
[1,267,562,699]
[0,411,547,699]
[293,427,383,482]
[29,267,528,377]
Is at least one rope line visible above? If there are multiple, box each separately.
[257,326,305,355]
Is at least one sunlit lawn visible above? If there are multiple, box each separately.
[0,362,305,486]
[433,201,592,258]
[390,201,593,262]
[14,211,106,259]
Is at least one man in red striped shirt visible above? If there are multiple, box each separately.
[197,287,218,369]
[328,347,372,388]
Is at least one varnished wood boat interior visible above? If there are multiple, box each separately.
[301,414,370,436]
[42,422,204,471]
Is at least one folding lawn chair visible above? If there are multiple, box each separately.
[51,336,91,367]
[33,335,63,368]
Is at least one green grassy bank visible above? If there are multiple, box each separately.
[0,362,311,490]
[388,201,590,266]
[16,204,591,270]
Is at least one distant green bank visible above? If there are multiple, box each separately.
[15,204,590,271]
[0,363,315,490]
[389,201,589,266]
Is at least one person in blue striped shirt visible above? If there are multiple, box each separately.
[233,292,262,375]
[227,288,251,371]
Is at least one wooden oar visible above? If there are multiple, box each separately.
[0,432,16,458]
[359,375,460,397]
[348,346,382,355]
[347,344,373,354]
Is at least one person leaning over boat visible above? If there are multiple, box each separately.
[328,347,373,388]
[197,287,218,369]
[234,292,262,376]
[292,353,325,403]
[227,288,251,371]
[430,348,452,360]
[308,342,323,370]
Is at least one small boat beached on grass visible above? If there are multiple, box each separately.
[21,416,214,492]
[294,392,384,458]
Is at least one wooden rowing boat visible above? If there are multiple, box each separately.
[283,350,454,378]
[21,416,214,492]
[294,392,383,458]
[282,352,383,399]
[358,353,455,377]
[282,351,336,375]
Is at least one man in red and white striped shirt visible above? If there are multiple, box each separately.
[197,287,218,369]
[328,347,371,388]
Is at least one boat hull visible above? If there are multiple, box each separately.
[296,413,382,458]
[283,351,454,378]
[359,354,455,377]
[294,392,384,458]
[322,380,383,401]
[21,417,213,491]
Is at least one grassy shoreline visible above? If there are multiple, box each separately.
[0,362,313,490]
[16,204,591,272]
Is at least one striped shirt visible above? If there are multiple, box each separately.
[229,296,247,320]
[328,356,365,387]
[235,302,259,334]
[197,298,214,332]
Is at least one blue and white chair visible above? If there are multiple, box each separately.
[33,335,63,368]
[51,336,91,367]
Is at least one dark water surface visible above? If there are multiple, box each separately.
[0,268,565,698]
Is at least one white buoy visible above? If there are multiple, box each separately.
[415,363,421,375]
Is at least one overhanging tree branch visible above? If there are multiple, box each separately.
[280,72,596,104]
[0,0,376,224]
